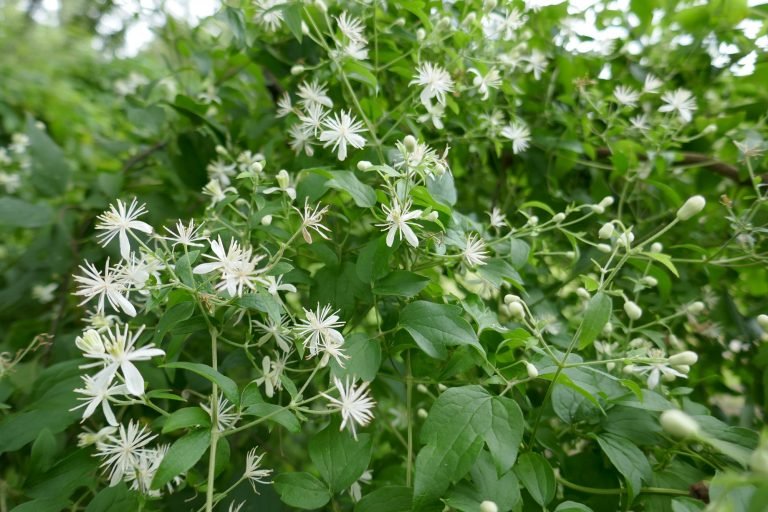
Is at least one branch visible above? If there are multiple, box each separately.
[122,140,168,173]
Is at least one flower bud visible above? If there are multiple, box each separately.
[252,161,264,174]
[483,0,498,12]
[480,501,499,512]
[437,383,447,392]
[261,215,273,226]
[524,361,539,379]
[528,215,539,226]
[424,211,439,222]
[757,314,768,331]
[616,231,634,248]
[623,364,636,374]
[276,169,290,189]
[597,243,612,253]
[603,321,613,334]
[676,195,706,221]
[598,223,614,239]
[416,384,429,394]
[650,242,663,253]
[314,0,327,12]
[464,12,477,25]
[553,212,566,223]
[290,65,305,75]
[403,135,418,152]
[624,300,642,320]
[394,17,406,27]
[416,28,426,41]
[687,301,705,315]
[565,251,576,259]
[576,287,590,300]
[417,408,428,419]
[437,16,452,31]
[76,329,104,355]
[673,364,690,374]
[660,409,700,439]
[215,145,228,155]
[508,301,525,318]
[590,204,605,214]
[668,351,698,366]
[504,294,521,304]
[641,276,658,287]
[599,196,615,208]
[357,160,373,171]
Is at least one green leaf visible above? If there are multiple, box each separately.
[477,259,524,288]
[85,483,140,512]
[309,422,373,492]
[330,333,381,382]
[427,172,457,206]
[413,386,494,507]
[399,301,484,359]
[161,362,239,405]
[282,2,303,42]
[596,433,652,502]
[10,498,70,512]
[326,171,377,207]
[154,301,195,343]
[243,403,300,432]
[0,197,54,228]
[26,116,71,196]
[642,251,679,277]
[554,502,595,512]
[151,429,210,490]
[373,270,430,297]
[162,407,211,433]
[356,236,395,283]
[355,486,412,512]
[483,397,524,473]
[343,60,378,89]
[274,472,332,509]
[578,292,612,349]
[174,251,199,288]
[514,452,555,507]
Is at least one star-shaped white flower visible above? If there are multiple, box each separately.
[378,198,422,248]
[318,110,367,161]
[95,198,153,261]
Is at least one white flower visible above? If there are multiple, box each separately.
[95,420,157,486]
[411,62,454,107]
[488,207,506,228]
[378,198,422,248]
[202,179,236,205]
[276,92,293,118]
[297,79,334,109]
[74,259,136,317]
[463,233,490,267]
[253,315,293,352]
[659,88,697,123]
[501,121,531,154]
[77,426,117,448]
[627,349,687,389]
[295,304,345,359]
[202,396,240,431]
[256,352,288,398]
[193,237,267,297]
[125,444,170,496]
[294,199,331,243]
[87,325,165,396]
[298,102,328,136]
[253,0,286,32]
[193,236,243,276]
[71,374,128,426]
[469,67,502,101]
[288,124,315,156]
[630,114,649,131]
[207,159,237,186]
[643,74,663,94]
[335,12,366,43]
[0,171,21,193]
[263,169,297,200]
[263,274,297,296]
[525,49,547,80]
[318,110,367,161]
[321,376,376,440]
[32,283,57,303]
[84,309,120,332]
[417,101,446,130]
[244,447,273,491]
[341,40,369,61]
[162,219,206,248]
[613,85,640,107]
[95,198,153,261]
[348,470,372,502]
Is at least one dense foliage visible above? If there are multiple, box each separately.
[2,0,768,511]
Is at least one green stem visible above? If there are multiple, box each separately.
[557,476,689,497]
[205,326,219,512]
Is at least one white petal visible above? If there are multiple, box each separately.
[403,225,419,248]
[102,400,118,426]
[193,262,221,274]
[386,226,397,247]
[128,220,153,234]
[121,361,145,396]
[119,230,131,261]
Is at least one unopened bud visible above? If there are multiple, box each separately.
[528,215,539,226]
[508,301,525,318]
[676,195,706,221]
[416,384,429,394]
[261,215,273,226]
[597,243,612,253]
[650,242,663,253]
[673,364,690,374]
[524,361,538,379]
[590,205,605,214]
[76,329,104,354]
[553,212,565,223]
[603,321,613,334]
[276,169,290,189]
[437,383,447,392]
[403,135,418,152]
[624,300,642,320]
[416,28,426,41]
[599,196,615,208]
[660,409,700,439]
[641,276,658,287]
[668,351,698,366]
[480,501,499,512]
[576,287,590,299]
[464,12,477,25]
[758,314,768,331]
[394,17,406,27]
[598,223,614,239]
[483,0,498,12]
[425,211,439,222]
[215,145,228,155]
[687,301,705,315]
[290,65,305,75]
[357,160,373,171]
[417,408,428,419]
[504,294,521,304]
